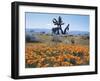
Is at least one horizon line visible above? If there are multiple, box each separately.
[26,28,89,32]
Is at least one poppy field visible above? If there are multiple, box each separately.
[25,43,89,68]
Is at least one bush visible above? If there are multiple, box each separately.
[71,38,75,44]
[52,35,62,42]
[26,35,31,42]
[25,34,41,43]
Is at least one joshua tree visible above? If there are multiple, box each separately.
[52,16,70,35]
[52,16,64,35]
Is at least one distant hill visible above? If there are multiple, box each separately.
[26,28,89,36]
[26,28,51,34]
[68,31,89,36]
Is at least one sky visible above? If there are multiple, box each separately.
[25,12,89,32]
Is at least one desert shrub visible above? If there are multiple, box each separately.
[81,36,89,40]
[26,34,41,43]
[64,40,70,44]
[85,36,89,39]
[71,38,75,44]
[68,35,73,37]
[52,35,62,42]
[26,35,31,42]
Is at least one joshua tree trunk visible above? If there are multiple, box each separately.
[57,29,60,35]
[59,25,64,34]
